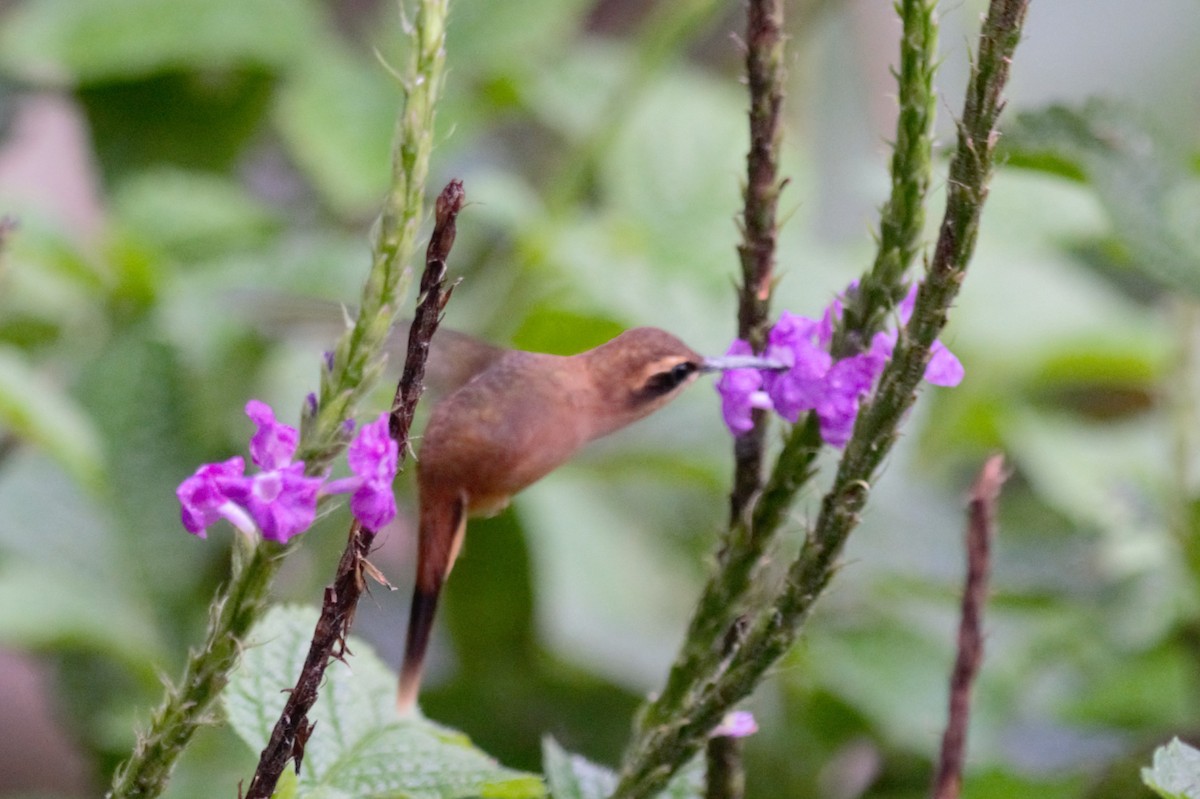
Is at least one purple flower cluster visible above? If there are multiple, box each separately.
[177,401,399,543]
[717,283,963,447]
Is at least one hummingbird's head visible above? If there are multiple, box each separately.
[582,327,786,439]
[582,327,705,429]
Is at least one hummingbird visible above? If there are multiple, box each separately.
[397,325,777,712]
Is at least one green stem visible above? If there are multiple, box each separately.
[109,538,285,798]
[621,0,938,759]
[298,0,450,471]
[612,1,1029,796]
[833,0,938,357]
[632,0,788,738]
[108,1,451,795]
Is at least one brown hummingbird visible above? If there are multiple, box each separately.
[397,325,777,712]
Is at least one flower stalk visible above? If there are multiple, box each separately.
[243,181,464,799]
[621,0,939,770]
[107,1,451,795]
[298,0,450,472]
[611,1,1029,797]
[632,0,788,746]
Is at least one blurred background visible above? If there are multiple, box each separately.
[0,0,1198,797]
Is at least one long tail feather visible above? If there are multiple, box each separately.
[397,490,467,713]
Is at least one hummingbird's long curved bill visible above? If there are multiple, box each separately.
[700,354,787,373]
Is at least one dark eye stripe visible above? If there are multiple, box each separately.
[640,361,699,397]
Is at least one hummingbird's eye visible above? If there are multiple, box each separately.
[641,360,699,397]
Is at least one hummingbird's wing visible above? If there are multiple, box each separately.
[229,291,507,396]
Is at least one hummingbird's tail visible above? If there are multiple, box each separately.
[397,491,468,714]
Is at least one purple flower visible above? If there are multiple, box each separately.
[716,340,775,435]
[246,399,299,470]
[325,413,399,529]
[713,280,964,446]
[869,327,964,389]
[813,353,880,447]
[761,312,833,423]
[925,341,964,386]
[177,457,254,538]
[222,462,323,543]
[178,402,322,543]
[712,711,758,739]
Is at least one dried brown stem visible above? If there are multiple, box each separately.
[704,736,745,799]
[730,0,786,520]
[243,180,465,799]
[932,454,1007,799]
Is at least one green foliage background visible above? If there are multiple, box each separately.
[0,1,1198,797]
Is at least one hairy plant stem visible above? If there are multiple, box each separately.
[612,1,1028,796]
[633,0,787,749]
[107,2,451,795]
[622,0,938,769]
[243,182,463,799]
[933,455,1005,799]
[833,0,937,358]
[298,0,449,471]
[109,537,283,799]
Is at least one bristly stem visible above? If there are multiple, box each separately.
[107,2,452,796]
[754,0,938,543]
[620,0,937,770]
[109,537,284,799]
[833,0,938,358]
[933,454,1005,799]
[243,182,464,799]
[631,0,787,744]
[704,736,745,799]
[298,0,450,472]
[611,1,1029,796]
[730,0,786,515]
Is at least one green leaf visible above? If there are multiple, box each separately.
[0,345,103,487]
[224,605,546,799]
[112,168,280,261]
[542,738,616,799]
[273,45,399,218]
[541,738,702,799]
[1143,738,1200,799]
[446,0,592,73]
[76,333,219,602]
[0,0,326,84]
[0,561,162,672]
[1004,101,1200,298]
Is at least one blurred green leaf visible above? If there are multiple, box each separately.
[518,473,704,688]
[446,0,591,74]
[273,45,398,218]
[1004,101,1200,298]
[1002,408,1166,545]
[1028,346,1161,420]
[224,605,546,799]
[112,168,281,261]
[76,331,219,603]
[541,737,702,799]
[542,737,616,799]
[0,561,162,671]
[806,620,951,755]
[512,308,625,356]
[1064,643,1194,729]
[81,71,277,176]
[0,345,103,486]
[961,769,1085,799]
[1143,738,1200,799]
[0,0,326,83]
